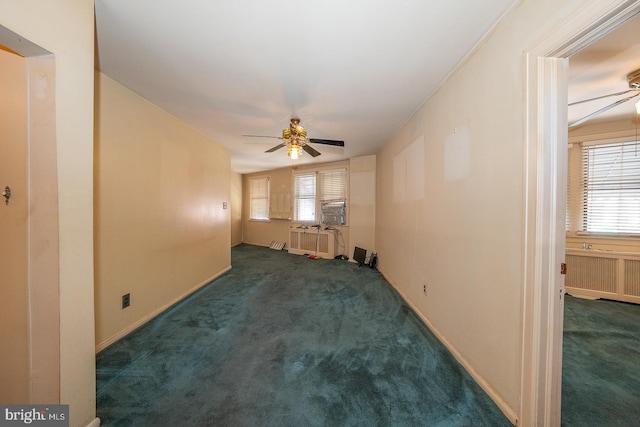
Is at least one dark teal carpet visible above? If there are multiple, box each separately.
[96,244,511,426]
[562,295,640,426]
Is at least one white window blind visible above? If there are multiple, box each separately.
[249,177,269,220]
[319,169,347,202]
[319,169,347,225]
[581,141,640,234]
[294,173,316,222]
[566,144,582,232]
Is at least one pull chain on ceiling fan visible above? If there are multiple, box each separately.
[243,118,345,159]
[569,68,640,128]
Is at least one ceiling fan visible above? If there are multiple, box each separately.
[569,68,640,128]
[243,118,345,159]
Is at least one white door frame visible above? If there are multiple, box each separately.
[521,1,640,425]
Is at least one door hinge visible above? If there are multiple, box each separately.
[560,263,567,275]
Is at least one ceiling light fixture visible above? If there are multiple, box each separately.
[288,144,301,160]
[244,118,344,158]
[283,120,307,160]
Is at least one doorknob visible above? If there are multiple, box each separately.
[2,186,10,205]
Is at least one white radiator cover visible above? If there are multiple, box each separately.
[565,249,640,304]
[288,228,336,259]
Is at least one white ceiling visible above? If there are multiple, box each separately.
[94,0,517,173]
[568,13,640,128]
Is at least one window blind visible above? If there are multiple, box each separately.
[566,144,583,232]
[319,169,347,225]
[249,177,269,220]
[581,141,640,234]
[319,169,347,202]
[294,173,316,222]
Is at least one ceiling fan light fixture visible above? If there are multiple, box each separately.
[250,118,344,158]
[288,144,302,160]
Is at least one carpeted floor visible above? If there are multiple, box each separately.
[97,244,511,426]
[561,294,640,426]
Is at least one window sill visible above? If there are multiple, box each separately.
[573,231,640,240]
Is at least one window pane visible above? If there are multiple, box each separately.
[319,169,347,225]
[249,177,269,220]
[294,173,316,221]
[319,169,347,201]
[581,141,640,234]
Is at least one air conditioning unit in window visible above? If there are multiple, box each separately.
[321,201,346,226]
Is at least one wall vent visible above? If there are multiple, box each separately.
[624,259,640,297]
[565,250,640,304]
[565,254,617,293]
[288,228,336,259]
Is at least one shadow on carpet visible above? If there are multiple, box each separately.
[97,244,511,426]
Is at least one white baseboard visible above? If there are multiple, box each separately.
[378,268,518,426]
[95,266,232,353]
[85,417,100,427]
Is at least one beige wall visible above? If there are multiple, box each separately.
[231,171,243,246]
[348,155,376,259]
[95,72,231,349]
[375,0,606,419]
[0,2,96,425]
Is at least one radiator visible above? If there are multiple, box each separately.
[288,228,336,259]
[565,249,640,304]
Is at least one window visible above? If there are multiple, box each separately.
[293,173,316,222]
[293,168,348,224]
[249,177,269,220]
[319,169,347,225]
[573,140,640,234]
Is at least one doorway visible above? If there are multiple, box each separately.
[522,1,640,425]
[0,26,59,404]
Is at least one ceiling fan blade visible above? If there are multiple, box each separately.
[302,144,322,157]
[309,138,345,147]
[243,134,283,140]
[569,92,640,128]
[265,143,286,153]
[569,89,637,106]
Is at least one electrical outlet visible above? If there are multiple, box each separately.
[423,283,428,296]
[122,293,130,309]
